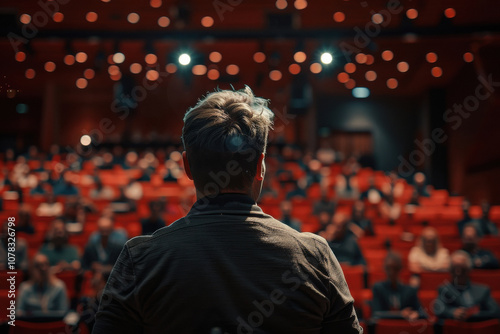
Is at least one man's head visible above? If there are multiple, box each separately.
[462,224,480,251]
[450,250,472,286]
[330,212,349,240]
[98,216,115,239]
[281,200,292,217]
[384,252,403,283]
[352,200,365,220]
[420,227,439,256]
[32,253,50,283]
[50,219,68,248]
[181,87,273,201]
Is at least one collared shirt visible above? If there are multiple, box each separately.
[94,194,362,334]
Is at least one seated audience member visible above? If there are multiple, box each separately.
[350,200,374,238]
[313,190,336,216]
[0,221,28,270]
[61,197,87,233]
[372,252,425,320]
[110,186,137,213]
[88,215,128,246]
[17,253,69,318]
[408,227,450,274]
[30,180,47,196]
[476,202,498,237]
[335,157,360,199]
[141,200,166,235]
[413,172,430,197]
[280,200,301,232]
[89,178,115,200]
[379,193,402,222]
[53,172,79,196]
[326,213,366,266]
[434,250,500,321]
[36,192,63,217]
[360,177,383,204]
[82,216,123,272]
[17,203,35,234]
[39,219,81,272]
[285,178,308,200]
[78,269,111,332]
[461,224,499,269]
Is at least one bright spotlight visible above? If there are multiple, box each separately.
[352,87,370,99]
[178,53,191,66]
[320,52,333,65]
[80,135,92,146]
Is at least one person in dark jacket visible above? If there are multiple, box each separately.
[94,87,362,333]
[461,224,499,269]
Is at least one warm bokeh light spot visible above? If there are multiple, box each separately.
[150,0,162,8]
[20,14,31,24]
[371,13,383,24]
[365,54,375,65]
[431,66,443,77]
[444,8,456,19]
[276,0,287,10]
[293,51,307,63]
[146,70,159,81]
[333,12,345,23]
[337,72,349,83]
[209,51,222,63]
[86,12,98,22]
[289,63,301,75]
[130,63,142,74]
[145,53,158,65]
[226,64,239,75]
[108,65,120,76]
[355,53,367,64]
[44,61,56,72]
[406,9,418,19]
[110,73,122,81]
[166,63,177,73]
[269,70,283,81]
[345,79,356,90]
[15,52,26,62]
[365,70,377,81]
[127,13,140,24]
[75,52,88,63]
[253,52,266,63]
[426,52,438,63]
[76,78,88,89]
[25,69,35,79]
[344,63,356,73]
[201,16,214,27]
[64,55,75,65]
[397,61,409,73]
[84,69,95,79]
[192,65,207,75]
[310,63,322,74]
[158,16,170,27]
[207,69,220,80]
[113,52,125,64]
[381,50,394,61]
[53,12,64,22]
[387,78,398,89]
[463,52,474,63]
[294,0,308,10]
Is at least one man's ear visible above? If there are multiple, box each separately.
[255,153,265,181]
[182,151,193,180]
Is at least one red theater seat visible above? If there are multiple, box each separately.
[443,319,500,334]
[419,272,450,291]
[9,320,69,334]
[470,270,500,290]
[375,319,434,334]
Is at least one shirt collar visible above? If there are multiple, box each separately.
[187,193,265,218]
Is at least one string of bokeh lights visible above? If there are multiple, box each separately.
[12,2,472,97]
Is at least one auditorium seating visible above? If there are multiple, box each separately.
[374,319,434,334]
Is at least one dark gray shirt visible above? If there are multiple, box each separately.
[94,194,362,333]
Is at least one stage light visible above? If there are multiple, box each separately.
[344,63,356,74]
[207,69,220,80]
[178,53,191,66]
[201,16,214,27]
[345,79,355,90]
[75,52,88,63]
[127,13,140,24]
[253,52,266,63]
[320,52,333,65]
[294,0,307,10]
[150,0,162,8]
[352,87,370,98]
[444,8,456,19]
[289,64,301,75]
[86,12,98,22]
[53,12,64,22]
[108,65,120,76]
[310,63,322,74]
[226,64,239,75]
[463,52,474,63]
[355,53,367,64]
[276,0,287,10]
[113,52,125,64]
[192,65,207,75]
[381,50,393,61]
[166,63,177,73]
[426,52,438,63]
[146,70,159,81]
[64,55,75,65]
[80,135,92,146]
[431,66,443,78]
[406,9,418,20]
[337,72,349,83]
[145,54,158,65]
